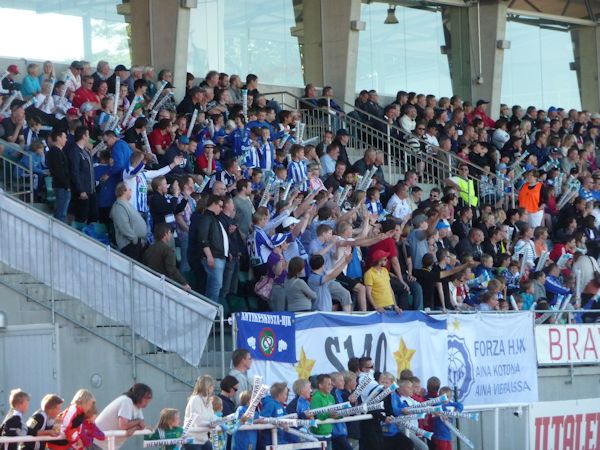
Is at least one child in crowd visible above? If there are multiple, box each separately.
[144,408,184,450]
[519,279,536,310]
[397,379,428,450]
[286,379,313,419]
[341,372,360,449]
[48,389,96,450]
[310,374,337,449]
[80,404,105,450]
[1,389,30,450]
[232,391,258,450]
[23,394,63,450]
[330,372,351,450]
[432,387,464,450]
[262,383,289,447]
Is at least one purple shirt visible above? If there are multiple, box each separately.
[267,252,287,285]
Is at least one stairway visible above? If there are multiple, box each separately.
[0,192,228,385]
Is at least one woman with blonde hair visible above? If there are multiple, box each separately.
[184,375,216,450]
[47,389,96,450]
[39,60,56,84]
[561,134,576,157]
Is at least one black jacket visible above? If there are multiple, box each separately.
[46,146,71,189]
[191,209,228,260]
[66,143,94,195]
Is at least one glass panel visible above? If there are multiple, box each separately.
[189,0,303,87]
[502,19,581,110]
[0,2,130,67]
[357,3,452,97]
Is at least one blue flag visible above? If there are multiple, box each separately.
[236,312,296,363]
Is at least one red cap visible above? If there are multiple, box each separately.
[67,107,79,116]
[7,64,19,75]
[371,249,390,262]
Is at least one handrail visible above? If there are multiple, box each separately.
[0,277,200,388]
[264,90,493,185]
[0,191,224,371]
[0,144,34,203]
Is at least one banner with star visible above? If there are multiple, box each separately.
[447,312,539,406]
[249,311,448,386]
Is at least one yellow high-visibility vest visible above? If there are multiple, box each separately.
[456,177,478,207]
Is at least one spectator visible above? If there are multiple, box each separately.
[143,223,191,291]
[184,375,217,450]
[96,384,152,450]
[229,349,252,404]
[192,195,229,302]
[110,182,148,261]
[364,250,401,313]
[46,128,71,223]
[66,126,97,225]
[20,64,41,98]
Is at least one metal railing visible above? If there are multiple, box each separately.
[0,142,34,203]
[0,191,226,382]
[264,91,498,200]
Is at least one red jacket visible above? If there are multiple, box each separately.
[47,405,85,450]
[467,107,495,129]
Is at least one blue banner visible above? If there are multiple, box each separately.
[236,312,297,363]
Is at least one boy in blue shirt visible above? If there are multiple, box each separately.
[232,390,258,450]
[432,386,464,450]
[261,382,289,447]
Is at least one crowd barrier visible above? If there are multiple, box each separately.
[0,415,374,450]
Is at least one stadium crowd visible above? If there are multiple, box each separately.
[1,59,600,321]
[0,350,460,450]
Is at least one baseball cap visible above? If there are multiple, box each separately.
[67,107,79,116]
[371,249,390,262]
[7,64,19,75]
[178,136,190,144]
[412,214,428,228]
[336,128,350,137]
[436,220,450,230]
[591,113,600,120]
[282,216,300,228]
[548,106,557,113]
[271,233,290,247]
[496,163,508,171]
[203,140,216,147]
[114,64,129,72]
[476,99,490,107]
[70,60,84,70]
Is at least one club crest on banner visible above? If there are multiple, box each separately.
[447,335,474,403]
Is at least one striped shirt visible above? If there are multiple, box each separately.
[288,159,308,192]
[247,225,273,266]
[210,170,236,188]
[123,162,172,213]
[258,140,274,171]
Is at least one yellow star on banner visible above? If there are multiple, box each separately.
[449,318,460,332]
[394,338,416,377]
[295,346,315,379]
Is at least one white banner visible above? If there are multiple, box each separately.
[250,312,448,387]
[529,398,600,450]
[447,312,539,406]
[536,324,600,365]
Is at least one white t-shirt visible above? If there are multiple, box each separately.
[96,395,143,450]
[387,194,412,221]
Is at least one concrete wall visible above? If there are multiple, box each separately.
[0,283,193,450]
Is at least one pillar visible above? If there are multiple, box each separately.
[297,0,362,107]
[443,0,508,117]
[571,25,600,112]
[128,0,194,102]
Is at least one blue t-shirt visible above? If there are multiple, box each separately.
[308,272,332,312]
